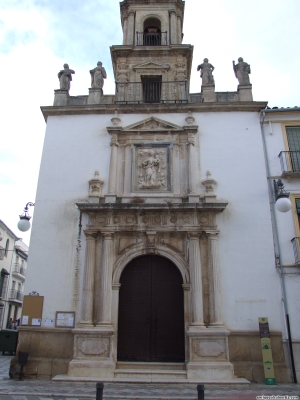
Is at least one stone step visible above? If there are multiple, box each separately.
[114,368,187,380]
[116,362,186,371]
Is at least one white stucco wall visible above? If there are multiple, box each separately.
[25,110,284,334]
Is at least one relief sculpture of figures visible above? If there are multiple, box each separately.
[58,64,75,91]
[197,58,215,85]
[138,150,166,189]
[90,61,107,89]
[233,57,251,85]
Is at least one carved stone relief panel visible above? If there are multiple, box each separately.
[78,337,110,358]
[132,143,171,192]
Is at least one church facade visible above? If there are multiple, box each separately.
[17,0,295,383]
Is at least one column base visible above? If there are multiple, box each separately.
[238,84,253,101]
[188,193,200,203]
[54,89,68,106]
[105,195,117,203]
[88,88,103,105]
[187,327,234,380]
[201,85,216,102]
[69,326,115,378]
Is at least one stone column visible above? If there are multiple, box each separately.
[99,233,114,324]
[127,12,135,46]
[81,232,97,325]
[187,137,199,202]
[123,17,128,45]
[169,10,177,44]
[123,144,132,196]
[177,15,182,43]
[188,232,205,326]
[207,232,224,327]
[106,137,118,202]
[173,144,181,195]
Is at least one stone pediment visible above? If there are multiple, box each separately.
[133,61,170,71]
[124,117,182,131]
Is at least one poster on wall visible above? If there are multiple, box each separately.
[55,312,75,328]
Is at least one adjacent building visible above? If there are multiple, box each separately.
[0,220,28,330]
[16,0,298,383]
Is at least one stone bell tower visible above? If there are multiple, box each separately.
[111,0,193,104]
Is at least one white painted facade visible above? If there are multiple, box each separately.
[17,0,297,384]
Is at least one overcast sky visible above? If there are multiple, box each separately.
[1,0,299,244]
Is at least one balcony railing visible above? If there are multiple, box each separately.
[279,151,300,175]
[13,263,26,277]
[115,80,188,104]
[136,31,168,46]
[9,289,23,302]
[291,237,300,263]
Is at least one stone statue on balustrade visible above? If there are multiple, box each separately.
[197,58,215,85]
[90,61,107,89]
[58,64,75,91]
[233,57,251,85]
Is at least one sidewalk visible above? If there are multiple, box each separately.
[0,355,299,400]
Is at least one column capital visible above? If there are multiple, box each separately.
[206,230,220,239]
[102,232,115,240]
[188,232,200,239]
[84,231,98,240]
[169,9,177,15]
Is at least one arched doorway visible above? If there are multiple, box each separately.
[117,255,185,363]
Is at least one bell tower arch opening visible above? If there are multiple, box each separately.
[117,255,185,363]
[143,17,162,46]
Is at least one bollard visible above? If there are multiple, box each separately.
[197,384,205,400]
[96,382,104,400]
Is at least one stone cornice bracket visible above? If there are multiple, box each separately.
[146,231,156,246]
[89,171,104,201]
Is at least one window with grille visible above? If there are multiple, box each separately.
[286,126,300,172]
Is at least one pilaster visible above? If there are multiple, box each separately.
[207,231,224,327]
[169,10,177,44]
[80,232,97,326]
[106,136,119,203]
[98,232,115,325]
[188,232,205,327]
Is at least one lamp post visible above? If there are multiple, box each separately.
[17,202,35,232]
[273,179,292,213]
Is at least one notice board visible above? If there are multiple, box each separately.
[21,295,44,326]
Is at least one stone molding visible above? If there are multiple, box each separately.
[41,102,269,121]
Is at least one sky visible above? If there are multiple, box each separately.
[0,0,299,245]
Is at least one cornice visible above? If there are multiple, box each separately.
[76,202,228,213]
[41,101,268,121]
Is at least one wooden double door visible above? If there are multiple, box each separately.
[117,255,185,362]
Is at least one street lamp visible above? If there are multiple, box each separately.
[17,202,35,232]
[273,179,292,213]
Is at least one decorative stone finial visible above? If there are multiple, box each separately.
[111,110,121,126]
[185,111,195,126]
[89,171,104,202]
[197,58,215,85]
[58,63,75,91]
[233,57,251,85]
[202,171,217,202]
